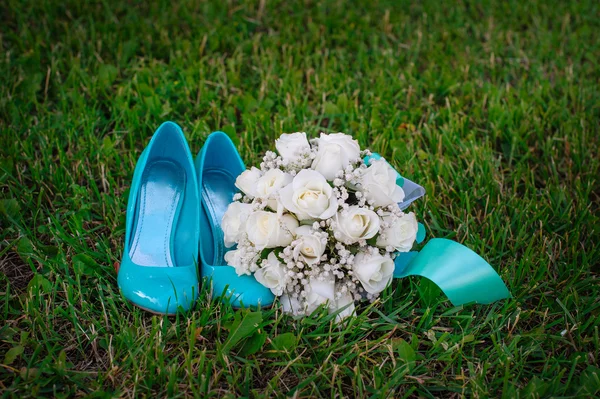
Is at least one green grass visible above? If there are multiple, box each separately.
[1,0,599,397]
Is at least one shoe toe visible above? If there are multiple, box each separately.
[204,265,275,308]
[118,264,198,314]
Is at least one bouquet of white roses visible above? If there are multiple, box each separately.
[221,132,420,320]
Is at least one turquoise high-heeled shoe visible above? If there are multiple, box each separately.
[195,132,275,308]
[118,121,200,315]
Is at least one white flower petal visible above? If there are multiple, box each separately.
[352,252,395,294]
[312,143,344,181]
[235,167,262,198]
[221,202,253,247]
[276,132,311,161]
[376,212,418,252]
[330,292,355,322]
[254,252,287,296]
[360,160,405,207]
[310,279,335,301]
[279,169,337,221]
[333,206,380,244]
[280,294,304,315]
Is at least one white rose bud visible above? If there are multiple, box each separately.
[246,211,299,249]
[329,291,356,322]
[275,132,311,161]
[293,225,326,265]
[278,169,339,220]
[255,169,293,199]
[280,294,304,316]
[306,278,335,314]
[235,167,262,198]
[224,249,245,276]
[254,252,288,296]
[352,251,395,294]
[334,206,380,244]
[359,160,405,207]
[311,133,361,180]
[221,202,253,247]
[376,212,418,252]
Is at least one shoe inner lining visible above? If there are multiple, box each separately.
[129,159,185,267]
[201,168,236,266]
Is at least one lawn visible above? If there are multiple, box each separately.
[1,0,599,397]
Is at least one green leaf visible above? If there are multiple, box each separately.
[269,332,297,353]
[102,136,115,153]
[20,330,30,345]
[221,310,262,353]
[259,248,272,260]
[98,64,118,87]
[73,253,99,276]
[261,98,275,110]
[136,83,153,97]
[27,274,52,293]
[0,156,14,174]
[369,108,382,130]
[16,237,35,260]
[0,326,18,341]
[576,366,600,396]
[39,244,59,257]
[462,334,475,344]
[241,93,258,112]
[4,345,24,365]
[395,339,416,371]
[20,367,39,380]
[238,331,267,356]
[337,93,349,111]
[56,350,67,373]
[26,72,42,97]
[323,101,340,115]
[0,198,20,221]
[366,237,378,247]
[523,376,549,397]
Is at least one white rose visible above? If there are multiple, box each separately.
[255,169,292,199]
[279,169,339,220]
[235,167,262,198]
[221,202,254,247]
[360,159,405,207]
[377,212,418,252]
[329,291,355,322]
[276,132,311,161]
[246,211,298,249]
[352,251,395,294]
[312,133,360,180]
[306,278,335,314]
[254,252,287,296]
[334,206,380,244]
[293,225,326,265]
[224,249,244,275]
[280,294,304,316]
[311,143,344,181]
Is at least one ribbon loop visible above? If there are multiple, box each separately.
[364,153,509,306]
[394,239,511,306]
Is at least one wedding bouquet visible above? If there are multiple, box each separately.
[221,132,420,320]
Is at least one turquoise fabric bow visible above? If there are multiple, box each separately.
[365,153,511,306]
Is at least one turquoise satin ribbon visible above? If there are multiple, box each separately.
[365,153,510,306]
[394,240,511,305]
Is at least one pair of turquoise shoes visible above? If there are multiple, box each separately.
[117,121,274,314]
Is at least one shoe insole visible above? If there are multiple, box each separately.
[201,168,236,266]
[129,160,185,267]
